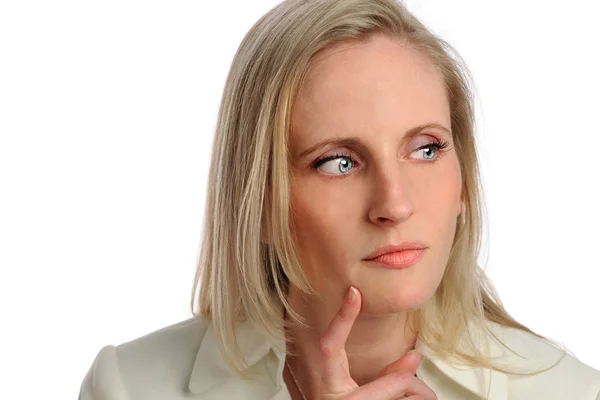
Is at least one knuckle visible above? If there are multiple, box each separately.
[337,304,351,319]
[393,370,414,382]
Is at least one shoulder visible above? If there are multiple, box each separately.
[79,316,211,400]
[488,322,600,399]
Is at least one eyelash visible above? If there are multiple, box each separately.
[310,140,451,171]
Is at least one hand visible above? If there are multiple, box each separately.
[318,286,437,400]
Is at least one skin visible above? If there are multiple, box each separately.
[283,33,463,398]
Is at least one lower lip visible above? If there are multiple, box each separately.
[364,249,426,268]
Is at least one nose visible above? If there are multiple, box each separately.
[367,164,415,226]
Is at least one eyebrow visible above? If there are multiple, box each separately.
[295,122,452,161]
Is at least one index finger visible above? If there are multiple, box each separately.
[318,286,361,394]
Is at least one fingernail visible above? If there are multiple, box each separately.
[347,286,358,303]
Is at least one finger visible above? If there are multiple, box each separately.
[319,286,361,393]
[377,350,422,378]
[345,370,437,400]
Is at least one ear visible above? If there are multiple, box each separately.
[458,192,465,217]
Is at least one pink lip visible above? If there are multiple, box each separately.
[363,242,427,269]
[363,242,427,260]
[364,248,426,268]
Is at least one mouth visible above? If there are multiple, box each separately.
[363,248,426,268]
[362,242,428,269]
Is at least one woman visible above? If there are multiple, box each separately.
[79,0,600,399]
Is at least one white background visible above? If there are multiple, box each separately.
[1,1,599,398]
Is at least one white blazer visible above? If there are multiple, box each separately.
[79,315,600,399]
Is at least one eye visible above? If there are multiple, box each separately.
[311,153,358,175]
[411,140,451,161]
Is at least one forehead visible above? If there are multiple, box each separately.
[291,34,449,142]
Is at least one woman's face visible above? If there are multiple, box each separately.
[289,34,463,315]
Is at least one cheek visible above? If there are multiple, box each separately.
[428,158,462,247]
[291,189,330,240]
[428,156,462,212]
[291,176,353,233]
[290,182,360,271]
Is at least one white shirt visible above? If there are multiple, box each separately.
[80,315,600,399]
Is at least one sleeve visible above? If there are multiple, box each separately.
[79,345,132,400]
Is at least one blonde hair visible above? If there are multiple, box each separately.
[190,0,568,383]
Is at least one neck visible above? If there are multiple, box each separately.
[284,285,418,395]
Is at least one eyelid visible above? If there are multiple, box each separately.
[311,149,357,168]
[412,134,442,146]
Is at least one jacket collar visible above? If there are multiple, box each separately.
[188,316,286,395]
[414,320,509,399]
[189,315,508,399]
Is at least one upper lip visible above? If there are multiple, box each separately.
[363,242,427,260]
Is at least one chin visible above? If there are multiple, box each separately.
[358,288,431,315]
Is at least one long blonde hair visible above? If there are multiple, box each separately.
[190,0,568,381]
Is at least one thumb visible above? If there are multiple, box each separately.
[377,350,422,378]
